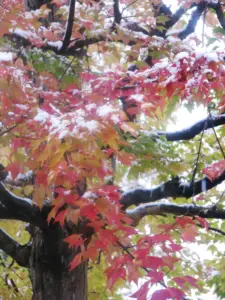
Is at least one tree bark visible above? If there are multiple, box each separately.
[29,225,87,300]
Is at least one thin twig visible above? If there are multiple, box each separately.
[121,0,139,15]
[202,8,207,47]
[0,124,17,137]
[58,56,76,83]
[197,223,225,236]
[191,122,206,185]
[211,123,225,159]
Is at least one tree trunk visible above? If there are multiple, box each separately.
[29,226,88,300]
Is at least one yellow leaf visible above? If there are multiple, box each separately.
[33,184,46,208]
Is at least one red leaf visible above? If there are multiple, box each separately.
[6,162,23,180]
[181,225,197,242]
[148,270,164,284]
[69,253,82,271]
[195,216,209,230]
[151,288,185,300]
[169,243,183,252]
[151,234,172,243]
[130,281,149,300]
[183,275,199,288]
[64,234,84,248]
[105,266,126,290]
[175,216,195,228]
[151,289,171,300]
[203,159,225,182]
[167,287,185,299]
[54,209,68,226]
[35,170,48,185]
[174,275,198,289]
[142,256,164,270]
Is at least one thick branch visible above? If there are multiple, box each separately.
[126,202,225,223]
[156,114,225,141]
[113,0,122,25]
[178,3,206,40]
[152,2,196,38]
[0,183,48,230]
[60,0,76,52]
[0,228,31,267]
[121,171,225,208]
[212,2,225,29]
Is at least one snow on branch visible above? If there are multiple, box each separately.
[178,3,206,40]
[121,171,225,208]
[0,228,31,267]
[0,183,48,229]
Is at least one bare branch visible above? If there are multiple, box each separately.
[121,171,225,208]
[126,202,225,224]
[0,228,31,267]
[60,0,76,52]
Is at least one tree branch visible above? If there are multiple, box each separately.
[197,224,225,236]
[113,0,122,25]
[4,0,224,57]
[0,183,48,230]
[212,2,225,29]
[60,0,76,52]
[0,228,31,267]
[155,114,225,141]
[151,2,196,38]
[126,202,225,224]
[178,3,206,40]
[121,171,225,208]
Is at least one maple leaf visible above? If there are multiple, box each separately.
[141,256,164,270]
[6,162,23,180]
[173,275,199,290]
[181,225,197,242]
[203,159,225,182]
[105,266,126,290]
[148,270,164,284]
[117,152,136,165]
[64,234,84,248]
[130,281,149,300]
[195,216,209,230]
[151,287,185,300]
[175,216,195,228]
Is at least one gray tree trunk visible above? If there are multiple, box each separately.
[29,226,88,300]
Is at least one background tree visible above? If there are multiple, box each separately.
[1,0,225,299]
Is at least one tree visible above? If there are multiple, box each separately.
[1,0,225,299]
